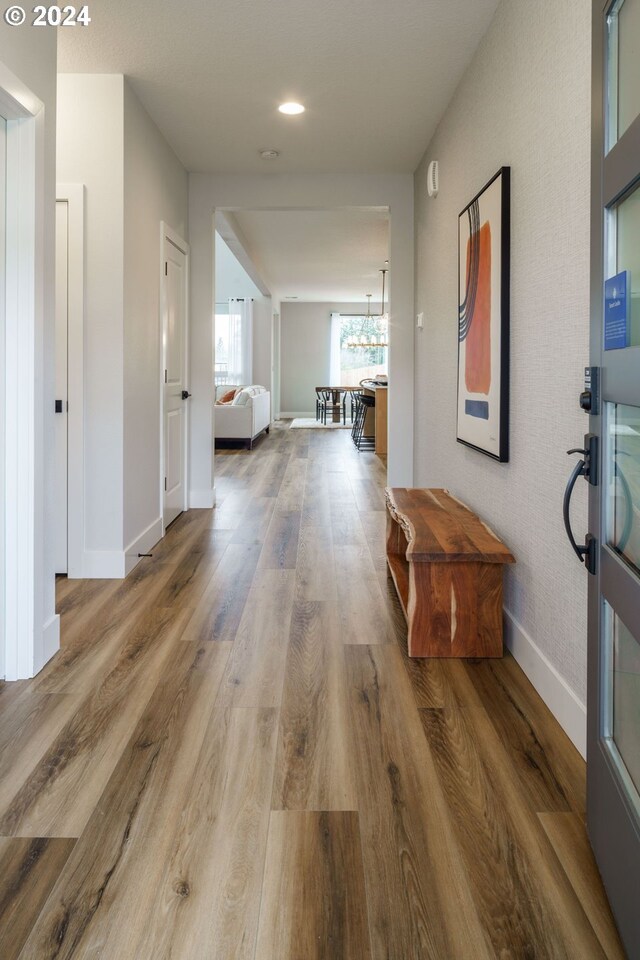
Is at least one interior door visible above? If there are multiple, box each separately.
[162,235,188,528]
[587,2,640,954]
[54,200,69,574]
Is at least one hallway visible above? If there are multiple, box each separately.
[0,424,624,959]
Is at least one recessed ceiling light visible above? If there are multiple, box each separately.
[259,149,280,160]
[278,102,305,115]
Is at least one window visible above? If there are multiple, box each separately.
[214,305,230,385]
[214,299,253,386]
[334,313,388,386]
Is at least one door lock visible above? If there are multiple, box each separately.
[181,390,192,400]
[580,366,599,415]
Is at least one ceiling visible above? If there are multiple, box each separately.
[225,208,389,302]
[58,0,500,175]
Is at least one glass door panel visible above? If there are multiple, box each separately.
[605,603,640,802]
[611,184,640,346]
[608,403,640,570]
[607,0,640,149]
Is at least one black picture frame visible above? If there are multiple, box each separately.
[456,166,510,462]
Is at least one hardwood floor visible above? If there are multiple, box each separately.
[0,423,626,959]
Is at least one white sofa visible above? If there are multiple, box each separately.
[214,385,271,449]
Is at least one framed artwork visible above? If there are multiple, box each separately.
[457,166,510,462]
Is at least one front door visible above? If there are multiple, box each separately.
[587,2,640,954]
[162,233,189,529]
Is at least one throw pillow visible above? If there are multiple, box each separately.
[218,388,237,404]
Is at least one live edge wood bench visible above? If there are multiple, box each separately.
[385,488,515,658]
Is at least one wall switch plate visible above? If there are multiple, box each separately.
[416,312,424,328]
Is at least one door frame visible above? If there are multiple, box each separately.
[56,185,85,578]
[159,223,190,534]
[1,60,59,679]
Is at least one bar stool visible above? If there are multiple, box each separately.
[351,392,375,450]
[348,389,356,423]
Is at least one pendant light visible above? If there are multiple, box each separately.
[345,278,389,348]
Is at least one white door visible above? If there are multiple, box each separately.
[54,201,69,574]
[162,234,189,528]
[0,116,6,678]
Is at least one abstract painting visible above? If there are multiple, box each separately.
[457,167,510,461]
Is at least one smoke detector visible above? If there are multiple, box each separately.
[260,149,280,161]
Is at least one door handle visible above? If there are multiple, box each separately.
[563,435,597,574]
[181,390,192,400]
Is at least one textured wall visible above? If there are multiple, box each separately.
[414,0,591,703]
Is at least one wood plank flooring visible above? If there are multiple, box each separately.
[0,423,626,959]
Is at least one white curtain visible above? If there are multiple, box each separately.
[329,312,341,385]
[228,298,253,385]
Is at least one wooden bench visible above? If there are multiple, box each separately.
[385,488,515,658]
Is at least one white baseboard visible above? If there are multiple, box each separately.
[504,608,586,758]
[190,487,216,508]
[80,550,126,579]
[73,518,165,579]
[280,411,316,419]
[36,613,60,675]
[124,517,163,576]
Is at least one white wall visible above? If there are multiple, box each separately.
[1,24,59,676]
[57,75,188,575]
[272,301,281,419]
[280,302,376,415]
[123,81,188,554]
[414,0,591,753]
[189,173,414,502]
[253,296,273,392]
[57,75,125,560]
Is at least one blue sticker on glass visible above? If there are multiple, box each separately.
[604,271,629,350]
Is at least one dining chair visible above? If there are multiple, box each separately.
[321,388,345,424]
